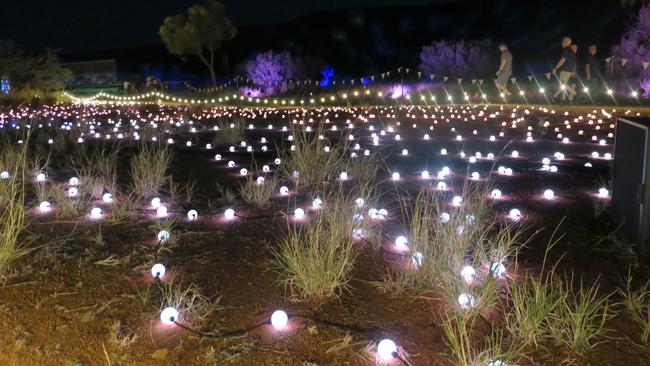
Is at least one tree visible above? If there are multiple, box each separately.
[159,0,237,86]
[0,40,70,93]
[614,4,650,95]
[418,39,497,78]
[246,50,296,95]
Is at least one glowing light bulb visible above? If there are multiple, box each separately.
[90,207,102,219]
[262,165,270,173]
[294,208,305,219]
[214,154,222,161]
[102,193,113,203]
[509,208,522,221]
[271,310,288,330]
[312,198,323,209]
[228,161,235,168]
[458,293,475,309]
[68,187,78,197]
[151,197,161,208]
[437,182,447,190]
[491,189,502,199]
[160,307,178,325]
[151,263,166,277]
[280,186,289,195]
[395,236,408,251]
[339,172,348,180]
[543,189,554,200]
[39,201,51,212]
[377,339,397,361]
[598,188,609,198]
[157,230,170,242]
[36,173,46,181]
[69,177,79,186]
[156,206,168,217]
[460,265,476,282]
[452,196,462,206]
[391,172,400,181]
[412,252,424,266]
[490,262,507,278]
[187,209,198,221]
[224,208,235,219]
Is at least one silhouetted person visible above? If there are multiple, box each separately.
[552,37,577,101]
[495,42,513,97]
[585,45,603,94]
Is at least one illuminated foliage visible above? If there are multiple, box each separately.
[418,39,497,78]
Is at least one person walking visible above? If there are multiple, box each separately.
[495,42,513,98]
[551,37,577,101]
[585,44,603,94]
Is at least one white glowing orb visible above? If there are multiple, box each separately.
[39,201,51,212]
[280,186,289,195]
[102,193,113,203]
[187,209,198,221]
[262,165,270,173]
[509,208,522,221]
[90,207,103,219]
[224,208,235,219]
[487,360,508,366]
[160,307,178,325]
[312,198,323,209]
[271,310,288,330]
[440,148,447,155]
[157,230,171,242]
[274,158,281,165]
[227,161,236,168]
[421,170,430,179]
[240,168,248,176]
[391,172,400,181]
[458,293,475,309]
[543,189,555,200]
[395,236,408,251]
[68,187,78,197]
[156,206,168,217]
[69,177,79,186]
[340,172,348,180]
[151,197,161,208]
[36,173,46,181]
[151,263,166,277]
[412,252,424,266]
[440,212,451,223]
[437,182,447,190]
[471,172,480,180]
[0,171,9,179]
[452,196,462,206]
[511,150,519,158]
[598,188,609,198]
[490,262,507,278]
[214,154,222,161]
[294,208,305,219]
[355,198,365,208]
[377,339,397,361]
[491,189,502,199]
[460,265,476,282]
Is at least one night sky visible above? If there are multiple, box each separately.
[0,0,436,51]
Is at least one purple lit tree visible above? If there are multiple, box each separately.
[246,50,296,95]
[418,39,497,78]
[613,4,650,96]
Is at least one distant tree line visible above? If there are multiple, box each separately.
[0,39,70,102]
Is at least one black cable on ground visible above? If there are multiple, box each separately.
[173,319,270,339]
